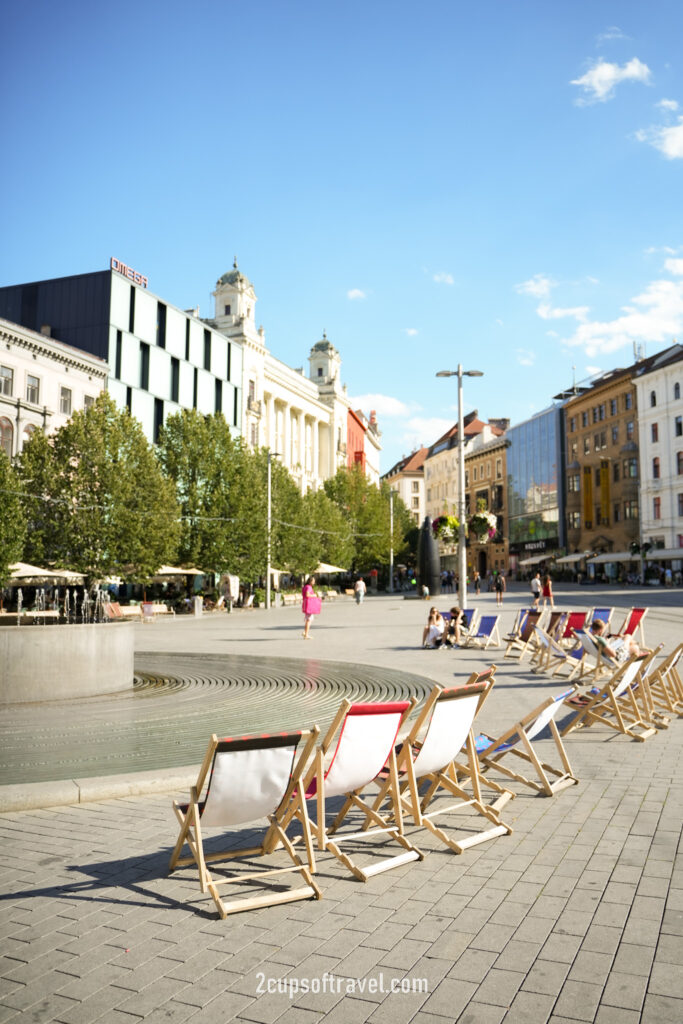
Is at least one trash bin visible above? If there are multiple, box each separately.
[193,596,203,617]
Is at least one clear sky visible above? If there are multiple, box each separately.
[2,0,683,473]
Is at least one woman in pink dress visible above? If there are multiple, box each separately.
[301,575,317,639]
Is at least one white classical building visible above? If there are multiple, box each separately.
[0,317,108,459]
[207,262,381,490]
[634,343,683,558]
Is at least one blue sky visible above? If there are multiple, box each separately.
[2,0,683,472]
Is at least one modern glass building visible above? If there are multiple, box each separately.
[0,260,243,443]
[506,405,565,572]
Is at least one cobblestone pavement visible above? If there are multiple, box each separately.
[1,584,682,1023]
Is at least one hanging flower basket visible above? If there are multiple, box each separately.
[467,510,498,543]
[432,515,460,542]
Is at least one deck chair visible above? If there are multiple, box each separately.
[285,700,424,882]
[531,626,584,678]
[474,689,579,798]
[464,614,500,649]
[570,628,616,684]
[169,729,321,918]
[504,609,541,660]
[560,611,589,645]
[370,669,513,853]
[613,607,648,647]
[648,644,683,716]
[589,607,614,631]
[544,610,567,640]
[561,653,658,742]
[104,601,123,620]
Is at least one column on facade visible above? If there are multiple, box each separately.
[282,402,290,471]
[312,418,320,485]
[297,410,305,470]
[265,393,275,451]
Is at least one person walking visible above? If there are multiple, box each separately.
[530,571,542,609]
[301,575,320,639]
[354,577,366,605]
[541,573,554,609]
[473,570,481,596]
[494,570,506,606]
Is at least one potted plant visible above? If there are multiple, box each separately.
[467,499,498,543]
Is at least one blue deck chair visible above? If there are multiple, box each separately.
[464,614,500,649]
[589,607,615,631]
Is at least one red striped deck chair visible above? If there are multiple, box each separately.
[286,700,424,881]
[475,689,579,798]
[561,653,658,742]
[370,669,513,854]
[104,601,123,620]
[614,607,648,647]
[169,728,321,918]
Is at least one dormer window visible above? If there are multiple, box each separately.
[224,305,231,315]
[318,367,323,377]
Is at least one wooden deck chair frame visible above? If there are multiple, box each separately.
[504,610,542,660]
[647,644,683,717]
[635,644,674,725]
[283,699,424,882]
[464,614,501,649]
[370,669,513,854]
[475,689,580,798]
[570,628,615,684]
[169,728,321,918]
[531,626,584,678]
[560,611,589,645]
[589,606,614,631]
[614,607,648,647]
[561,653,657,742]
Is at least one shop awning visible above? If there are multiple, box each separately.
[555,552,592,565]
[587,551,634,564]
[518,554,548,566]
[643,548,683,560]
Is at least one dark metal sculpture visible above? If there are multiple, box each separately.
[417,517,441,597]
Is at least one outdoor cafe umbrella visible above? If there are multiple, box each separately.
[7,562,59,585]
[314,562,348,574]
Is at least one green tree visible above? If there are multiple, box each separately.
[18,394,180,579]
[303,486,354,569]
[323,465,410,572]
[14,428,58,567]
[0,451,26,585]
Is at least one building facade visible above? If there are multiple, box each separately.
[382,447,428,525]
[507,406,565,574]
[0,262,243,445]
[464,433,509,577]
[208,263,381,491]
[634,343,683,568]
[0,317,107,459]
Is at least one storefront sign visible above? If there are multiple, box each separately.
[110,258,148,288]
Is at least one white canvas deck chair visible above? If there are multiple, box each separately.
[474,689,580,799]
[561,653,657,742]
[646,644,683,718]
[370,669,513,854]
[570,628,613,684]
[530,626,583,677]
[285,699,424,882]
[169,729,321,918]
[504,609,542,661]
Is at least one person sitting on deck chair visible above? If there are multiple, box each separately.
[444,607,467,647]
[589,618,648,664]
[422,607,445,648]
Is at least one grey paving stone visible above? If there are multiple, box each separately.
[553,979,603,1021]
[378,939,430,972]
[503,990,556,1024]
[471,967,523,1007]
[601,970,648,1011]
[420,977,478,1019]
[446,949,497,984]
[654,932,683,964]
[641,992,683,1022]
[456,1002,506,1024]
[521,958,570,996]
[594,1006,641,1024]
[648,961,683,998]
[611,941,655,976]
[567,950,613,985]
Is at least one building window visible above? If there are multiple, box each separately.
[653,457,660,479]
[623,458,638,478]
[676,416,683,437]
[203,330,211,371]
[153,398,164,443]
[412,480,419,492]
[626,420,634,441]
[675,382,681,400]
[464,471,469,487]
[613,503,621,522]
[248,379,255,405]
[570,441,578,458]
[624,500,639,519]
[171,358,180,403]
[678,452,683,475]
[595,503,602,526]
[613,462,620,482]
[569,416,576,432]
[678,494,683,517]
[250,423,258,447]
[412,496,419,509]
[185,319,190,361]
[496,458,502,478]
[0,365,13,396]
[140,343,150,391]
[129,285,135,334]
[26,374,40,404]
[611,425,619,444]
[115,330,122,378]
[0,416,13,457]
[593,467,600,486]
[156,303,166,349]
[224,304,231,315]
[226,342,231,381]
[215,378,222,414]
[473,467,477,481]
[650,390,657,407]
[599,403,606,420]
[83,395,95,409]
[654,497,661,520]
[624,393,633,410]
[583,437,591,455]
[59,386,72,415]
[652,422,659,443]
[610,398,617,416]
[568,473,580,492]
[592,406,599,424]
[582,411,589,427]
[568,511,580,529]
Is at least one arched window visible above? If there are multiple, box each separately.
[650,390,657,407]
[675,382,681,400]
[0,416,13,458]
[653,457,660,479]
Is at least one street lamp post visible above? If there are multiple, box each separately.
[436,366,484,610]
[266,450,281,610]
[388,489,394,593]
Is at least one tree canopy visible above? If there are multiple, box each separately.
[0,451,26,586]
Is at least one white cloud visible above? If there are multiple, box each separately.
[537,303,590,322]
[433,272,454,285]
[585,276,600,285]
[586,365,602,375]
[347,288,367,300]
[637,117,683,159]
[348,393,412,418]
[546,330,560,339]
[401,416,454,451]
[561,277,683,356]
[657,98,679,112]
[571,57,651,104]
[645,245,678,255]
[597,26,626,43]
[495,318,504,326]
[515,274,554,298]
[403,328,419,336]
[665,258,683,275]
[516,349,535,366]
